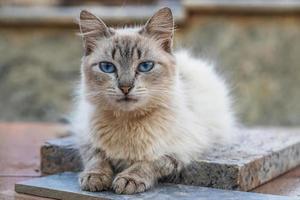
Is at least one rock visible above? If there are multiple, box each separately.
[15,172,298,200]
[40,128,300,191]
[41,136,82,174]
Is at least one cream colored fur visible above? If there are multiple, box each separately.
[73,49,235,164]
[72,8,236,194]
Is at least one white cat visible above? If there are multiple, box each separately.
[72,7,236,194]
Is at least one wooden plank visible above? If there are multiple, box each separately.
[254,166,300,196]
[0,123,64,200]
[0,123,64,176]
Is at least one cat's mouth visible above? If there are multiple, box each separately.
[116,96,138,103]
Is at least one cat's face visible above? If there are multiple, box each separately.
[79,8,175,111]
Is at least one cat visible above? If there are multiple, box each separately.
[72,7,235,194]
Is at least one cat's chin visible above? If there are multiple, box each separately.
[114,99,142,112]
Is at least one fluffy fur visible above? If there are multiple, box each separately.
[72,7,235,194]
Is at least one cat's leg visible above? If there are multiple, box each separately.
[79,147,113,192]
[112,156,182,194]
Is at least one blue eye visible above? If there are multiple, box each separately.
[99,62,116,73]
[138,61,154,72]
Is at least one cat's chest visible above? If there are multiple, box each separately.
[92,116,169,161]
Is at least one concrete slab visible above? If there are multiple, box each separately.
[40,128,300,191]
[0,0,184,26]
[183,0,300,11]
[15,172,299,200]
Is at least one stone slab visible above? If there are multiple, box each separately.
[15,172,299,200]
[0,0,184,26]
[40,128,300,191]
[183,0,300,12]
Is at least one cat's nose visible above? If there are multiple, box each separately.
[119,85,133,95]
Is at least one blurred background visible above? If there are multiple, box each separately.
[0,0,300,127]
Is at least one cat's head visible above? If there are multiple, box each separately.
[79,7,176,112]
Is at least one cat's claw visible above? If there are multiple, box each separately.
[79,172,112,192]
[112,175,148,194]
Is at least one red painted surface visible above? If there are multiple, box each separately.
[0,122,64,199]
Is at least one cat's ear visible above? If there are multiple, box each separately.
[78,10,114,55]
[140,7,174,53]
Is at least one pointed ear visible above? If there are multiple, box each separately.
[78,10,114,55]
[140,7,174,53]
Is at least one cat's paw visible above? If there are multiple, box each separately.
[112,174,152,194]
[79,172,112,192]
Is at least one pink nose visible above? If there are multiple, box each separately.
[119,86,132,95]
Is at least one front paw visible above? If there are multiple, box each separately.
[79,171,112,192]
[112,173,152,194]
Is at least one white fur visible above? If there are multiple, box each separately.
[170,51,235,161]
[73,50,235,164]
[141,50,235,163]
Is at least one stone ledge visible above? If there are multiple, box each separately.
[0,0,184,26]
[40,128,300,191]
[2,0,300,27]
[15,172,299,200]
[183,0,300,12]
